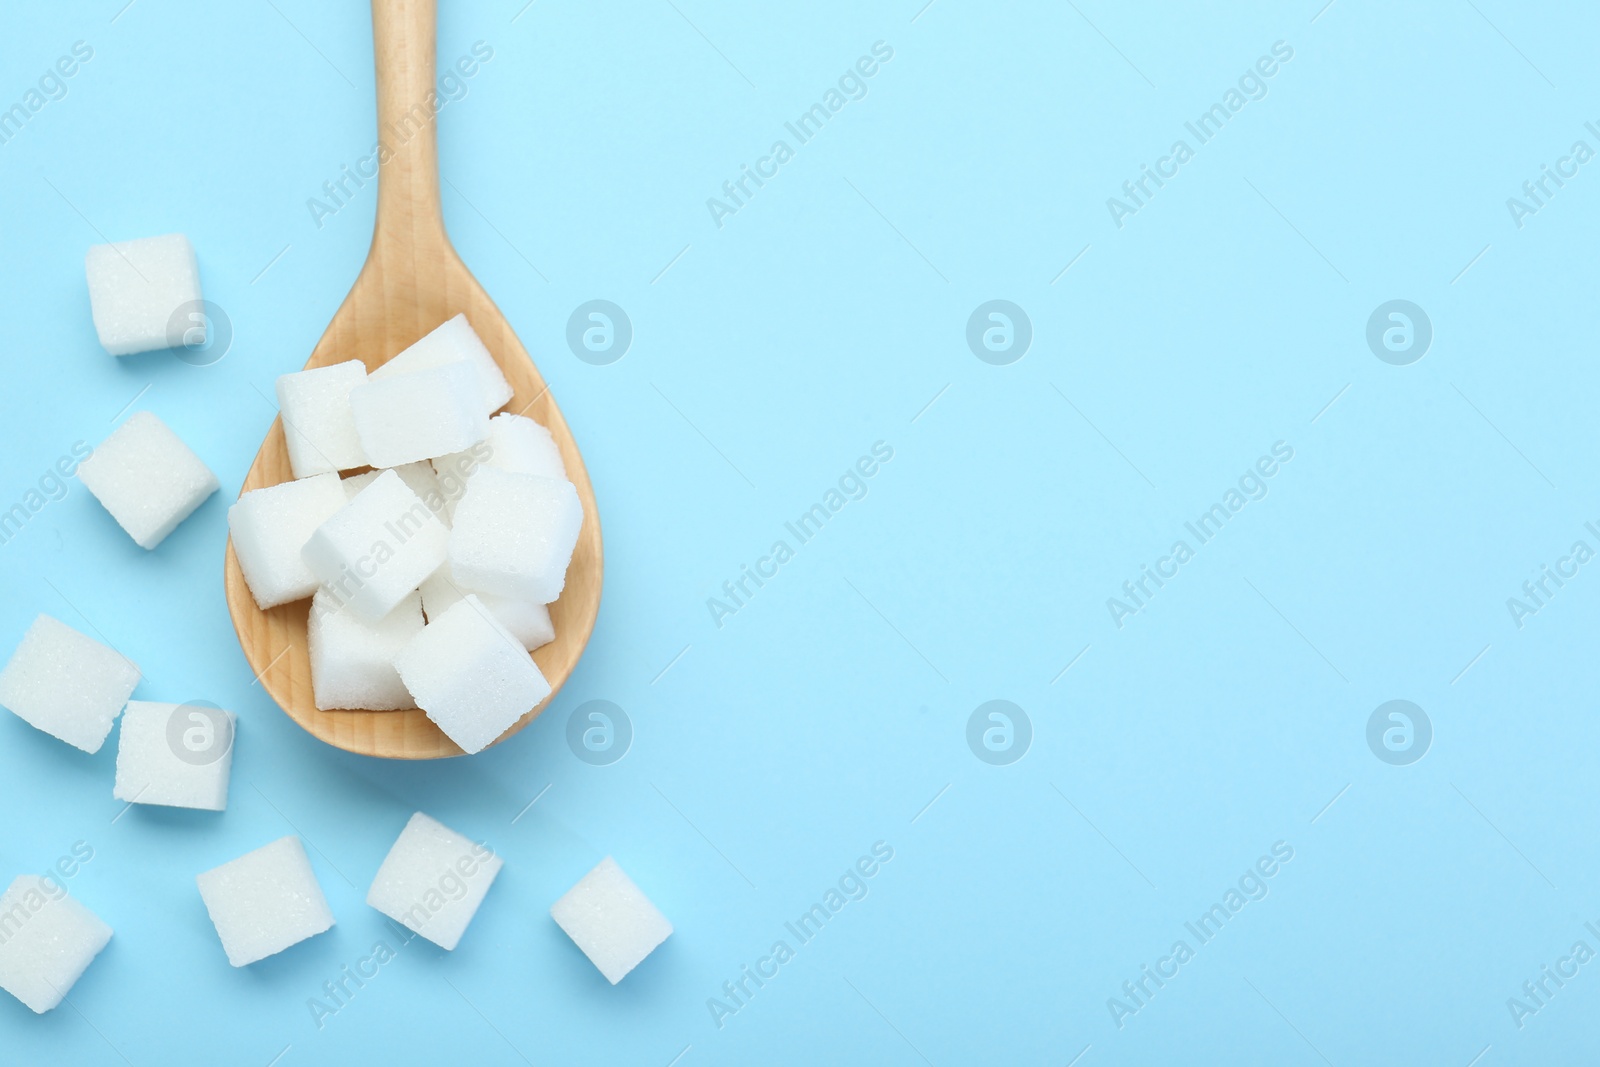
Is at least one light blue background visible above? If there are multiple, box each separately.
[2,0,1598,1063]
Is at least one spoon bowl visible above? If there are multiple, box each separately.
[224,0,601,759]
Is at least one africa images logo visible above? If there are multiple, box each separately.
[1365,300,1431,366]
[965,301,1032,365]
[566,700,631,766]
[565,301,632,365]
[1366,700,1430,766]
[966,701,1031,765]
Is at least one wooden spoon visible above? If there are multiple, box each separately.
[224,0,601,759]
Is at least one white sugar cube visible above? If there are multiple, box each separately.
[196,836,334,967]
[0,876,113,1013]
[349,362,488,468]
[307,590,422,710]
[420,563,553,651]
[483,413,568,480]
[342,464,447,520]
[550,857,672,985]
[275,360,369,478]
[449,468,582,605]
[228,474,348,609]
[77,411,219,549]
[301,470,448,622]
[393,595,550,754]
[371,314,512,414]
[84,233,201,356]
[366,813,503,950]
[113,701,235,811]
[434,414,567,520]
[0,614,139,753]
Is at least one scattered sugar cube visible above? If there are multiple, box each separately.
[113,701,235,811]
[349,362,489,468]
[307,589,423,710]
[449,468,582,605]
[371,314,513,414]
[84,233,202,356]
[228,474,348,609]
[301,470,448,622]
[434,414,567,520]
[276,361,369,478]
[366,813,503,950]
[196,837,334,967]
[77,411,219,549]
[550,857,672,985]
[0,876,113,1013]
[420,563,553,651]
[0,614,139,753]
[393,595,551,754]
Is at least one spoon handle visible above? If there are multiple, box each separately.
[371,0,444,247]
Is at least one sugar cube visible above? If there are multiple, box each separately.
[392,595,551,754]
[275,361,369,478]
[196,837,334,967]
[344,465,446,514]
[449,468,582,605]
[0,614,139,753]
[349,362,488,468]
[301,470,448,622]
[371,314,513,414]
[420,562,553,651]
[433,414,567,520]
[550,857,672,984]
[228,473,348,609]
[0,876,113,1013]
[77,411,219,549]
[434,413,567,482]
[84,233,202,356]
[307,590,423,710]
[366,813,503,950]
[113,701,235,811]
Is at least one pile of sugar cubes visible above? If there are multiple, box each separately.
[0,232,664,1014]
[228,313,584,754]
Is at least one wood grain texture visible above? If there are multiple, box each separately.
[223,0,601,759]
